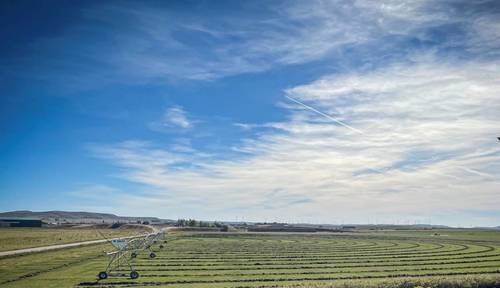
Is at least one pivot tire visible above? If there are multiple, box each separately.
[149,252,156,258]
[130,271,139,279]
[98,271,108,280]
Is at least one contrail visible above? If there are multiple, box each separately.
[456,166,494,178]
[285,95,365,135]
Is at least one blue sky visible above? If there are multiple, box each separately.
[1,0,500,226]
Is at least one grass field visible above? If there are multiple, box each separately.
[1,230,500,288]
[0,227,147,252]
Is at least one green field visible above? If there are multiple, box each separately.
[0,227,147,252]
[1,230,500,288]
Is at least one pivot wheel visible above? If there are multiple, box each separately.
[130,271,139,279]
[149,252,156,258]
[159,245,164,249]
[98,271,108,280]
[131,252,137,258]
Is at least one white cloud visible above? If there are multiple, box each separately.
[120,0,449,78]
[149,106,193,131]
[93,58,500,226]
[16,0,500,84]
[163,106,192,129]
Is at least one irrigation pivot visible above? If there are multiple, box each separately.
[96,230,167,280]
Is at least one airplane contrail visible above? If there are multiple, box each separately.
[285,95,365,135]
[456,166,494,178]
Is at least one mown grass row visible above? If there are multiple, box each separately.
[127,258,500,272]
[126,257,500,273]
[78,269,500,287]
[153,243,460,258]
[132,252,500,268]
[149,245,490,262]
[151,243,456,258]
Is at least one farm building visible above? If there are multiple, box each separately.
[0,218,43,227]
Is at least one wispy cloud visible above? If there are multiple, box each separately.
[9,1,500,85]
[92,57,500,225]
[149,106,193,132]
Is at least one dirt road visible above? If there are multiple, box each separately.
[0,234,141,257]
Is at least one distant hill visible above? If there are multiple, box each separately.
[0,210,174,224]
[1,210,123,220]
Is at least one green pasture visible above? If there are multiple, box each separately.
[1,229,500,287]
[0,227,146,252]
